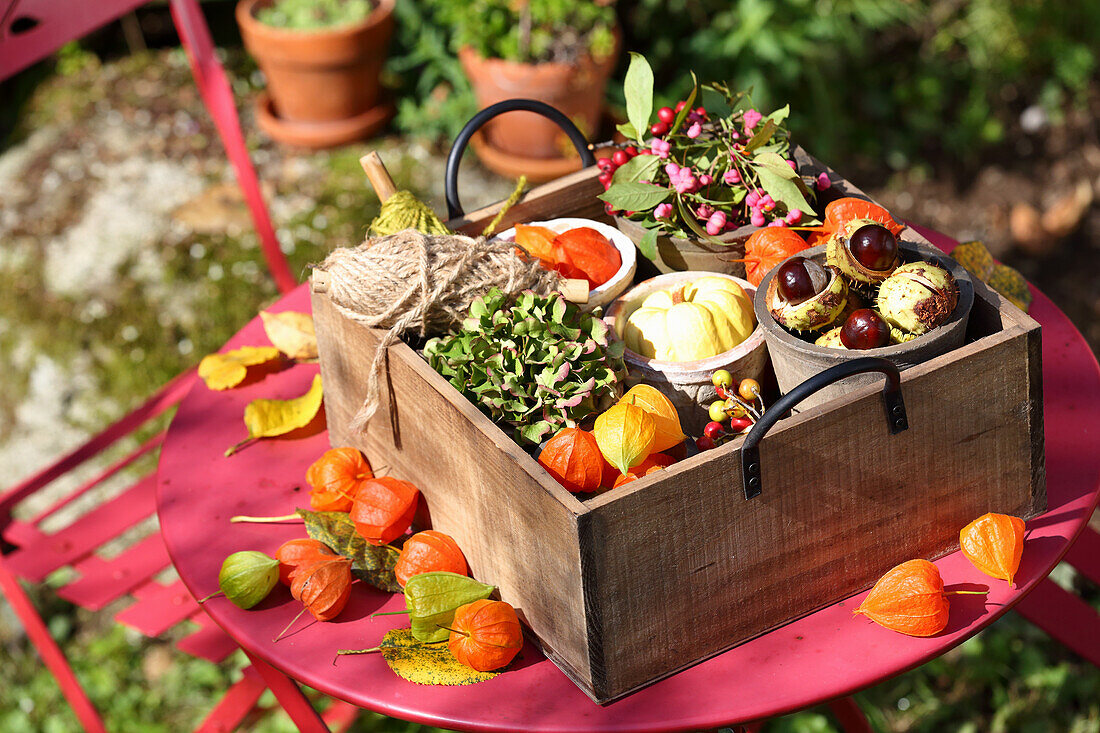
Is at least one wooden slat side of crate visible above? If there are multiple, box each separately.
[579,314,1044,700]
[448,167,606,236]
[310,292,597,688]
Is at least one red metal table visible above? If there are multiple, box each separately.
[157,227,1100,732]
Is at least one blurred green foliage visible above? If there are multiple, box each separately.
[256,0,373,29]
[386,0,1099,177]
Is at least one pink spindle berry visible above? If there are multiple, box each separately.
[746,190,761,208]
[743,109,763,132]
[767,219,786,227]
[686,121,702,139]
[698,173,713,186]
[654,203,673,219]
[723,169,741,185]
[751,210,766,228]
[786,159,797,169]
[665,162,681,177]
[706,211,727,235]
[785,209,803,225]
[761,195,775,212]
[696,204,715,220]
[816,172,831,191]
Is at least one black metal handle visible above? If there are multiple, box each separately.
[740,357,908,500]
[444,99,596,219]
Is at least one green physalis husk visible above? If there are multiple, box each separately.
[424,288,627,444]
[216,551,279,609]
[376,571,496,643]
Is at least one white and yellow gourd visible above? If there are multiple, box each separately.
[623,277,755,361]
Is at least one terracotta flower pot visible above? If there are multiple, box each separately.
[237,0,394,125]
[615,215,757,279]
[459,41,618,162]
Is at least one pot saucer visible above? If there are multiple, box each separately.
[254,92,393,149]
[469,131,590,183]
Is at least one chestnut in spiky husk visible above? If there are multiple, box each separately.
[826,218,901,287]
[766,257,848,332]
[876,261,959,336]
[815,326,845,349]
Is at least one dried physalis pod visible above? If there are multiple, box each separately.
[350,477,420,545]
[306,447,373,512]
[447,599,524,672]
[290,554,353,622]
[960,513,1025,586]
[275,538,335,585]
[854,559,949,637]
[394,531,468,588]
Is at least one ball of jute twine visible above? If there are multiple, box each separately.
[319,228,560,431]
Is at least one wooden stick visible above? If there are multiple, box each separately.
[360,152,397,204]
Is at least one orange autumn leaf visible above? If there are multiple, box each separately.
[306,447,374,512]
[854,559,949,637]
[617,384,685,453]
[960,513,1025,586]
[613,452,675,487]
[448,599,523,672]
[289,554,353,621]
[538,428,606,493]
[514,224,558,263]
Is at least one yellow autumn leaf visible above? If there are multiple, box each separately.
[618,384,685,453]
[198,346,281,391]
[348,629,498,686]
[593,403,656,475]
[261,310,318,360]
[226,375,324,455]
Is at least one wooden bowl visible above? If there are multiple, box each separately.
[605,271,768,435]
[754,237,975,411]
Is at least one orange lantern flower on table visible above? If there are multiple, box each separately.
[350,476,419,545]
[447,599,524,672]
[394,530,468,587]
[275,538,335,585]
[305,446,374,512]
[289,554,353,622]
[960,513,1025,586]
[854,559,950,637]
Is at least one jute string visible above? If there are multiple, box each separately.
[319,228,559,431]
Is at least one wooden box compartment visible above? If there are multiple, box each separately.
[312,162,1045,704]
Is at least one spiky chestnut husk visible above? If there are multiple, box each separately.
[826,218,901,287]
[767,261,848,332]
[890,326,917,344]
[835,290,867,325]
[877,261,959,335]
[815,327,846,349]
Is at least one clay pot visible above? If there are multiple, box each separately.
[459,42,618,162]
[605,271,768,435]
[754,238,974,411]
[237,0,394,125]
[615,215,756,279]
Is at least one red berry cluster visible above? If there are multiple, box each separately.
[597,146,640,216]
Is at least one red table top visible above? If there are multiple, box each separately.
[157,228,1100,732]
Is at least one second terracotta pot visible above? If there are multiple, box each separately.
[459,43,617,160]
[237,0,394,124]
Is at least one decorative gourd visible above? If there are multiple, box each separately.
[622,277,754,362]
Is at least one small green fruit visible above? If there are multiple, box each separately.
[711,369,733,388]
[218,551,279,609]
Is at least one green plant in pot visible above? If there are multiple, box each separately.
[237,0,395,148]
[431,0,618,180]
[600,54,821,276]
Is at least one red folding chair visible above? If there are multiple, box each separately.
[0,1,353,730]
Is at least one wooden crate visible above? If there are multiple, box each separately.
[312,162,1045,703]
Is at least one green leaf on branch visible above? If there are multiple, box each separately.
[637,228,659,261]
[611,153,661,184]
[297,509,402,593]
[764,104,790,127]
[616,122,639,141]
[599,182,670,212]
[743,119,777,154]
[624,53,654,143]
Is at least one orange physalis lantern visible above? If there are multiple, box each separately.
[960,513,1025,586]
[741,228,810,287]
[394,530,468,587]
[618,384,686,453]
[538,428,606,493]
[350,477,419,545]
[305,447,374,512]
[275,538,335,585]
[447,599,524,672]
[513,223,558,264]
[551,227,621,288]
[854,559,949,637]
[289,554,353,621]
[612,452,675,488]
